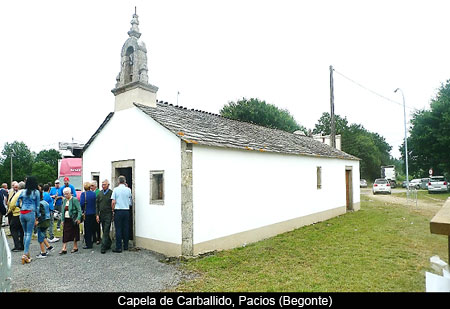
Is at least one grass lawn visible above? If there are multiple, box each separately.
[392,190,450,202]
[175,195,448,292]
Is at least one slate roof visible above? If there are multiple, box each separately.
[133,102,359,161]
[82,112,114,153]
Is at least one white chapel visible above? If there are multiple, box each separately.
[82,12,360,257]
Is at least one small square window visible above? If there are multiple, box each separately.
[150,171,164,205]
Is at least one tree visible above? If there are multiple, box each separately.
[35,149,61,172]
[313,113,393,181]
[341,124,389,180]
[220,98,307,133]
[0,141,34,184]
[312,112,349,135]
[403,80,450,177]
[0,142,61,185]
[32,161,56,185]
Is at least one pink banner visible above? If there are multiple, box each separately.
[59,158,82,176]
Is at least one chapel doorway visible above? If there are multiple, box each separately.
[91,172,100,189]
[112,160,135,246]
[345,167,353,212]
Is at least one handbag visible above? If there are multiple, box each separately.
[81,192,87,223]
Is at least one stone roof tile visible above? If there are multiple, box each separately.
[135,102,358,160]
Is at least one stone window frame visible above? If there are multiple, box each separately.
[317,166,322,190]
[149,170,165,205]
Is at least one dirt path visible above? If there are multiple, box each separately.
[361,188,445,217]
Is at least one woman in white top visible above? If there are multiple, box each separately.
[59,187,82,254]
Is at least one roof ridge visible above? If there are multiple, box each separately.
[157,100,223,118]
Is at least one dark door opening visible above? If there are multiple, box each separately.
[345,168,353,211]
[92,174,100,188]
[115,167,133,241]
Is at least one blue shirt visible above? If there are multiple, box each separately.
[111,184,132,210]
[16,189,40,215]
[80,191,97,215]
[43,192,54,211]
[59,184,76,197]
[50,187,63,206]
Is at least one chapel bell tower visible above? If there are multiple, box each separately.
[112,9,158,111]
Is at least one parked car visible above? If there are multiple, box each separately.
[373,178,391,195]
[428,176,448,193]
[419,178,430,190]
[360,179,367,188]
[402,181,408,188]
[409,179,421,189]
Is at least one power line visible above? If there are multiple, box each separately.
[333,68,416,110]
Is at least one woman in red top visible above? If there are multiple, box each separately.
[17,176,40,264]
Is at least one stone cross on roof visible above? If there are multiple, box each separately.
[111,9,158,111]
[128,7,141,39]
[113,9,153,89]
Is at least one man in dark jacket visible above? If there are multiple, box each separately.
[96,179,113,254]
[0,188,6,226]
[0,183,9,226]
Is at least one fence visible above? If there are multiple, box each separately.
[0,228,12,292]
[407,187,418,207]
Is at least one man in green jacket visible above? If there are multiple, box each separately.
[96,179,113,254]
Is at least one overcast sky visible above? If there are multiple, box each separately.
[1,0,449,158]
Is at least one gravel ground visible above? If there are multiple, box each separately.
[4,230,188,292]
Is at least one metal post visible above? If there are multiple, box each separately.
[394,88,409,200]
[330,65,336,148]
[9,150,14,186]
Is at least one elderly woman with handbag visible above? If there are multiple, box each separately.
[59,187,82,254]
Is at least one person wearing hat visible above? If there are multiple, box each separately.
[60,177,76,197]
[50,180,64,231]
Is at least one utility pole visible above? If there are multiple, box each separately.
[329,65,336,148]
[10,149,15,185]
[394,88,410,198]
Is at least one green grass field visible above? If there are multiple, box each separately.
[175,195,448,292]
[392,190,450,202]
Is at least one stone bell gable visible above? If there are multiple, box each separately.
[112,11,158,111]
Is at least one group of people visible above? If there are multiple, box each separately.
[0,174,133,264]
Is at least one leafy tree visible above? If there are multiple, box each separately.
[0,142,61,185]
[341,124,388,180]
[32,161,56,185]
[312,112,349,135]
[313,113,392,181]
[0,141,34,183]
[403,80,450,177]
[35,149,61,172]
[220,98,307,133]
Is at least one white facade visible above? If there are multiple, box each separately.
[192,144,359,253]
[83,107,183,253]
[83,106,360,256]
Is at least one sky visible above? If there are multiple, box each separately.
[1,0,449,159]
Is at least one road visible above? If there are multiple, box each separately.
[5,232,189,292]
[360,187,444,218]
[360,187,406,195]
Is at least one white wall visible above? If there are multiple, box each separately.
[192,145,360,244]
[82,107,182,245]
